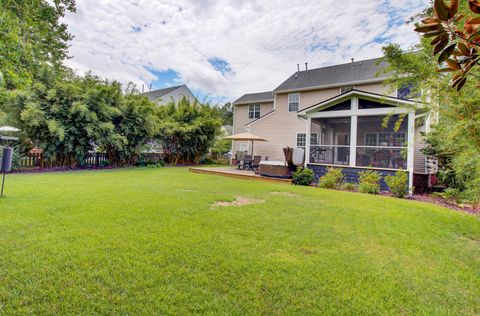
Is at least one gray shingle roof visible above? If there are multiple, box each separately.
[274,57,389,92]
[233,91,274,105]
[141,85,184,101]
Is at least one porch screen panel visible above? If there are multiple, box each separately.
[356,115,407,169]
[310,117,351,165]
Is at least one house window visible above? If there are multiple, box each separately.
[296,133,306,147]
[248,104,260,119]
[397,83,421,100]
[365,133,378,146]
[310,133,319,145]
[340,86,354,94]
[288,93,300,112]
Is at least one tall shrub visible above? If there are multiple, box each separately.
[155,98,222,164]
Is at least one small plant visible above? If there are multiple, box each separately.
[292,167,315,186]
[358,170,381,194]
[319,167,344,189]
[342,182,356,191]
[385,171,408,198]
[441,187,462,203]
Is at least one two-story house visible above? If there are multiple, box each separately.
[232,57,430,191]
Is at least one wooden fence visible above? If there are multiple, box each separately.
[18,152,164,170]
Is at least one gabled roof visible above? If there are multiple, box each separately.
[297,89,416,117]
[274,57,390,93]
[141,85,185,101]
[233,91,274,105]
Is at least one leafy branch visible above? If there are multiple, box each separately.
[415,0,480,90]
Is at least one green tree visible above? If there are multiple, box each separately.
[0,0,75,90]
[155,98,222,164]
[7,68,158,167]
[383,1,480,202]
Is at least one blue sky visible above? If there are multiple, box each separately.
[63,0,429,105]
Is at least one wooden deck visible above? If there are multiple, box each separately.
[189,167,293,184]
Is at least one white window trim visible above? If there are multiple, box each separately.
[296,132,306,148]
[248,104,260,119]
[288,93,300,112]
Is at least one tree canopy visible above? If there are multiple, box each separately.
[155,98,222,165]
[383,0,480,202]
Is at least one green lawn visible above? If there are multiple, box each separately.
[0,167,479,314]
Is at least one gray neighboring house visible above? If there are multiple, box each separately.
[142,84,197,105]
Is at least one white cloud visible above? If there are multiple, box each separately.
[62,0,429,103]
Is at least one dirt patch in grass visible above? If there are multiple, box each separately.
[213,196,264,207]
[269,191,299,198]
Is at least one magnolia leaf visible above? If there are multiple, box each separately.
[464,59,477,72]
[424,29,446,37]
[456,77,467,90]
[448,0,459,19]
[468,0,480,14]
[452,75,464,87]
[467,17,480,24]
[438,43,456,63]
[446,59,461,69]
[434,0,451,21]
[457,42,471,56]
[454,13,465,22]
[431,33,448,45]
[422,17,440,24]
[415,23,442,33]
[434,38,449,55]
[452,50,465,57]
[468,30,480,41]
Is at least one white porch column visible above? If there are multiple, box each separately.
[349,97,358,167]
[407,110,415,195]
[349,116,357,167]
[305,117,311,166]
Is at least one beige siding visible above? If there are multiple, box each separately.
[232,82,396,161]
[232,102,273,156]
[414,124,427,173]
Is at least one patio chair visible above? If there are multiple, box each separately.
[236,151,246,169]
[243,155,252,170]
[252,155,262,173]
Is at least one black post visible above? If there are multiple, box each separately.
[1,171,6,197]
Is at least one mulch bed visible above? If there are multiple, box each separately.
[407,194,480,215]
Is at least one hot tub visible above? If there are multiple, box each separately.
[259,161,291,178]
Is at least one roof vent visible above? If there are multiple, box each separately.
[305,62,308,71]
[351,58,355,68]
[295,64,299,79]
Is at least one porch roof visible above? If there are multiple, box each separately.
[297,89,418,117]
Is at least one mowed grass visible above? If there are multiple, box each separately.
[0,168,479,315]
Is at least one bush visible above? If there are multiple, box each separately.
[358,170,381,194]
[342,182,356,191]
[385,171,408,198]
[440,188,462,203]
[292,168,315,186]
[318,167,344,189]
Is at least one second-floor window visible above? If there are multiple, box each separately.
[248,104,260,119]
[288,93,300,112]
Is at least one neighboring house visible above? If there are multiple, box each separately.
[142,84,197,105]
[232,57,431,191]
